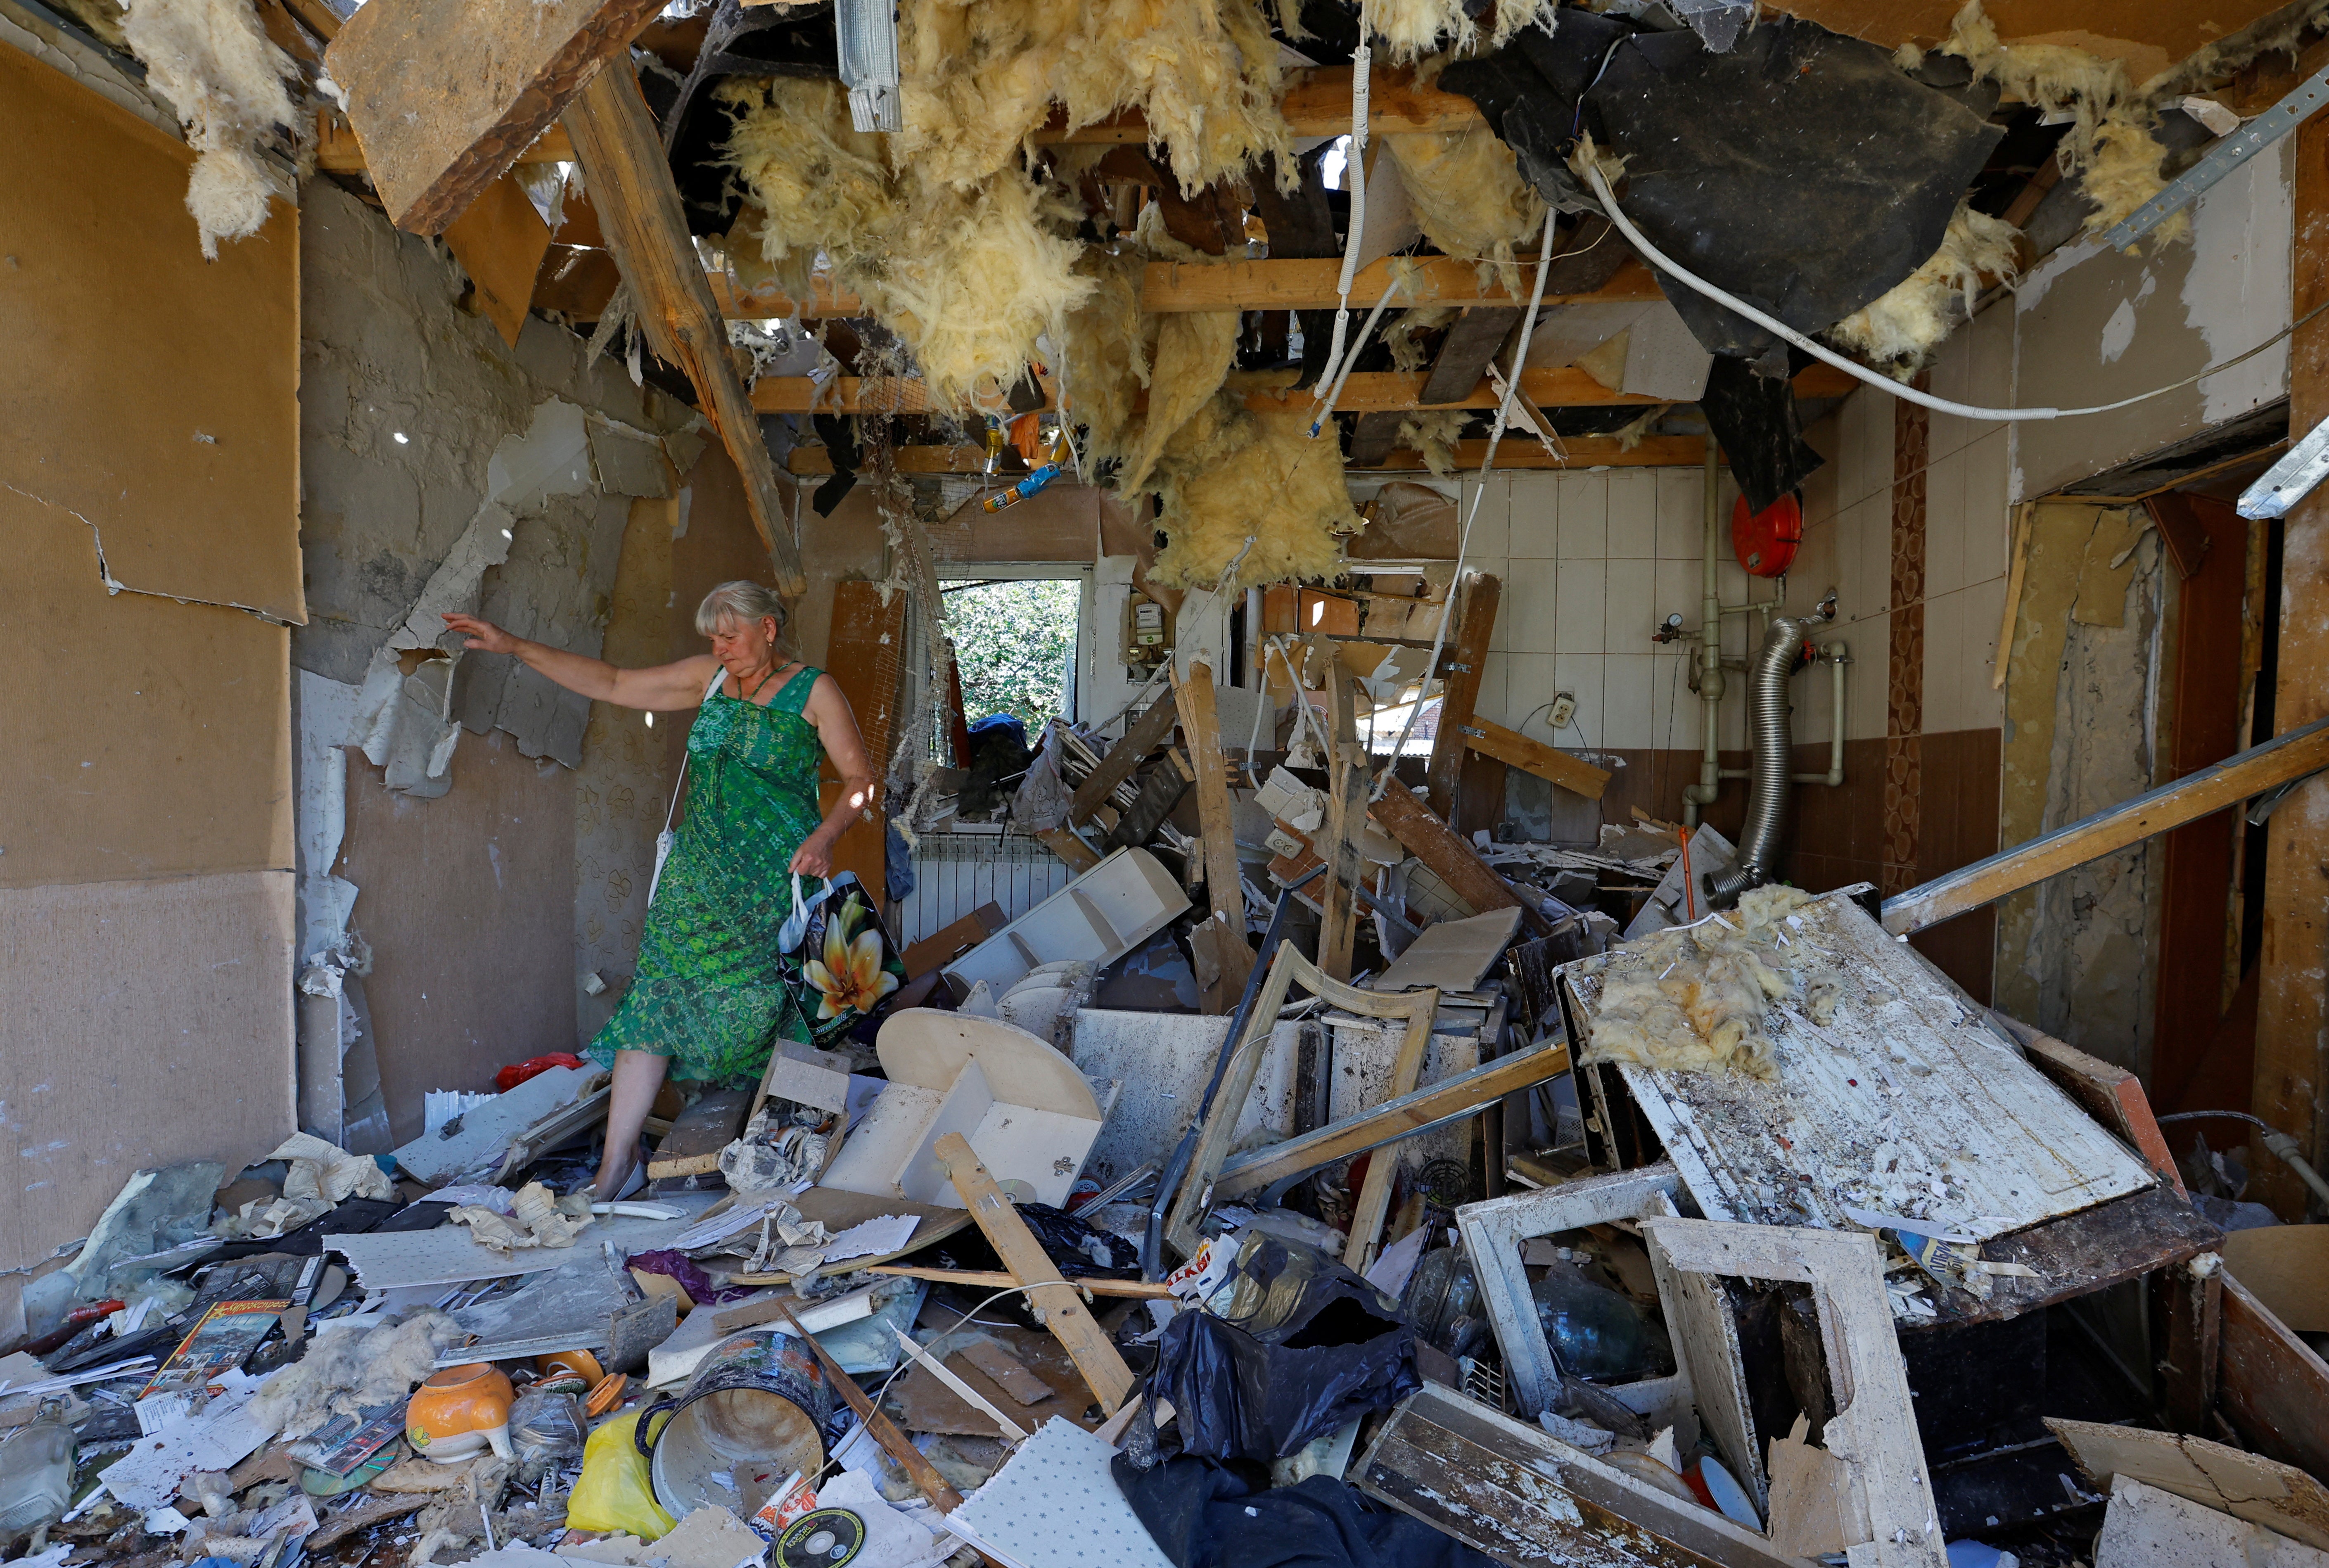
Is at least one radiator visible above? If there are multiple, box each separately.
[893,830,1074,948]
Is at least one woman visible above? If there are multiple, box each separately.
[443,580,888,1197]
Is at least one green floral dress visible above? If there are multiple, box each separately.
[586,665,899,1086]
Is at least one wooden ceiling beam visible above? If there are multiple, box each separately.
[783,433,1708,475]
[562,60,805,593]
[714,256,1667,322]
[1026,62,1482,144]
[748,365,1852,415]
[315,111,574,176]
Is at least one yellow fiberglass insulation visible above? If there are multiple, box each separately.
[1935,1,2180,243]
[719,78,902,299]
[1395,409,1469,476]
[1366,0,1556,66]
[1580,885,1839,1081]
[1121,308,1244,493]
[853,172,1097,413]
[121,0,297,259]
[895,0,1293,194]
[1383,125,1546,297]
[1062,247,1151,468]
[1828,203,2023,376]
[1149,391,1357,590]
[723,85,1094,413]
[1383,305,1457,372]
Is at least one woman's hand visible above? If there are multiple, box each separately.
[443,612,519,655]
[789,828,837,878]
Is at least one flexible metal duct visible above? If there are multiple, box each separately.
[1709,615,1808,907]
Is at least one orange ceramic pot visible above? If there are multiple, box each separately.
[407,1363,515,1464]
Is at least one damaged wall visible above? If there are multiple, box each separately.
[0,38,300,1333]
[2012,136,2291,503]
[296,177,764,1139]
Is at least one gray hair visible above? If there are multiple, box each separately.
[695,580,788,636]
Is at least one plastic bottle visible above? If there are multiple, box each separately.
[0,1409,76,1541]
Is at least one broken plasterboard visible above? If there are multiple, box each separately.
[822,1011,1109,1210]
[1620,822,1736,938]
[2094,1475,2329,1568]
[327,1193,719,1290]
[2048,1416,2329,1553]
[1566,887,2157,1244]
[391,1065,601,1185]
[583,414,675,499]
[941,847,1190,997]
[1368,907,1523,994]
[1068,1011,1300,1181]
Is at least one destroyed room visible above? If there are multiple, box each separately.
[15,0,2329,1563]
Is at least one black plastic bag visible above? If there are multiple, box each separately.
[919,1202,1140,1280]
[1112,1454,1495,1568]
[1155,1232,1419,1461]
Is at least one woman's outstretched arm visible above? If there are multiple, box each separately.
[791,674,879,877]
[443,612,719,711]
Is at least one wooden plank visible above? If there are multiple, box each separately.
[1319,656,1362,983]
[932,1132,1135,1416]
[324,0,663,235]
[2247,98,2329,1218]
[1034,827,1101,873]
[1215,1043,1570,1200]
[1355,1383,1800,1568]
[1346,411,1404,468]
[562,61,804,594]
[1068,697,1180,826]
[1646,1231,1768,1515]
[2050,1411,2329,1553]
[1988,1011,2185,1192]
[749,363,1854,415]
[1175,662,1255,1011]
[1367,780,1527,919]
[2217,1270,2329,1483]
[769,1298,967,1517]
[1883,714,2329,937]
[1425,572,1500,818]
[1342,980,1433,1275]
[865,1265,1173,1298]
[2161,1261,2222,1437]
[438,168,554,335]
[1420,307,1523,406]
[1459,715,1613,800]
[2149,491,2252,1117]
[899,901,1007,981]
[823,580,906,901]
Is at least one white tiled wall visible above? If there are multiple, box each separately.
[1454,464,1765,758]
[1788,305,2014,742]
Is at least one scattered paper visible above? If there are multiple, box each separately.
[100,1372,276,1511]
[823,1214,919,1265]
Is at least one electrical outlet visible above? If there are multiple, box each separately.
[1548,691,1577,730]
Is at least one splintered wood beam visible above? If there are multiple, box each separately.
[1425,574,1501,818]
[718,256,1669,321]
[934,1133,1136,1415]
[1069,696,1180,825]
[1883,714,2329,937]
[1370,780,1542,932]
[325,0,664,234]
[1460,716,1612,801]
[562,61,804,594]
[750,365,1857,417]
[1421,307,1524,405]
[1176,662,1257,1009]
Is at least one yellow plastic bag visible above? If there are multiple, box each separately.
[567,1410,676,1540]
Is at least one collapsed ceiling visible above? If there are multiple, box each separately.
[71,0,2329,581]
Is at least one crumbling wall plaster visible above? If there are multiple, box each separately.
[2011,137,2290,503]
[1995,503,2163,1073]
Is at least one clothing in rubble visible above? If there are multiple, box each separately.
[586,663,899,1084]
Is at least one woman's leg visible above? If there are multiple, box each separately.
[594,1049,670,1196]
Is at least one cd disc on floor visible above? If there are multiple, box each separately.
[775,1507,866,1567]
